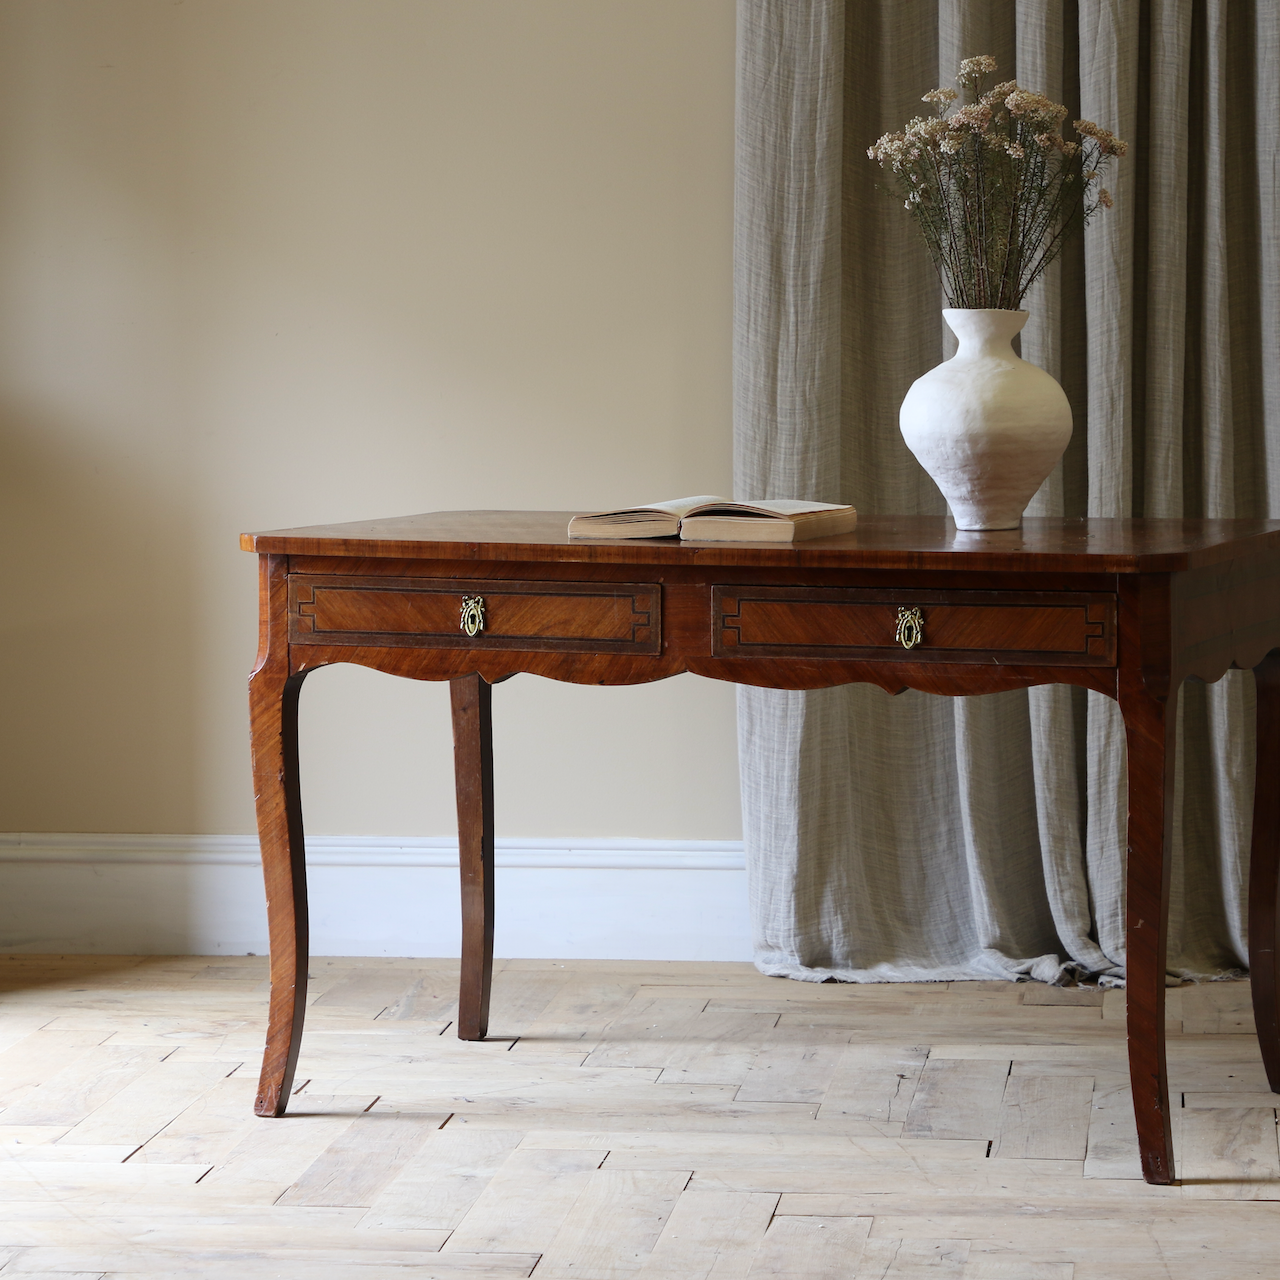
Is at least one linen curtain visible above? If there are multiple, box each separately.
[735,0,1280,984]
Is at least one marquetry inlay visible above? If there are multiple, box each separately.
[289,574,661,655]
[713,585,1116,666]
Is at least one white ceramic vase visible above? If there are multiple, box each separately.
[899,309,1072,531]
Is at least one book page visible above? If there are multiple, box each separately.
[574,495,730,523]
[689,499,853,519]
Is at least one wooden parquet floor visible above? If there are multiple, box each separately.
[0,956,1276,1278]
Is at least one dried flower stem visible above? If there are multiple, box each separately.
[867,56,1126,309]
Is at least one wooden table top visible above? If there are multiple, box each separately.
[241,511,1280,574]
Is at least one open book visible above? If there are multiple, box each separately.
[567,496,858,543]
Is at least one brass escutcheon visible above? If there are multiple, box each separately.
[895,605,924,649]
[460,596,486,637]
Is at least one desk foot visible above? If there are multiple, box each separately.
[1250,651,1280,1093]
[1120,678,1179,1184]
[452,674,495,1041]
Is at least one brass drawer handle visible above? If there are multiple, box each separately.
[460,596,486,637]
[895,606,924,649]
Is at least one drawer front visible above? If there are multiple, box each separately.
[290,575,660,654]
[714,586,1116,665]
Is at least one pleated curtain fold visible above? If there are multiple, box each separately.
[734,0,1280,983]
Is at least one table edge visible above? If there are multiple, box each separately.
[239,530,1280,575]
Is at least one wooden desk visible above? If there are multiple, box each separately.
[240,512,1280,1184]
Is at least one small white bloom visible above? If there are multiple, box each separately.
[958,54,998,84]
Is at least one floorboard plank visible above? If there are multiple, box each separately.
[0,1046,171,1127]
[1180,1106,1280,1200]
[903,1058,1010,1141]
[817,1044,928,1124]
[58,1060,240,1148]
[856,1236,969,1277]
[362,1126,524,1230]
[441,1147,605,1254]
[0,1032,112,1108]
[735,1028,847,1105]
[744,1215,872,1278]
[1082,1075,1142,1180]
[992,1075,1092,1161]
[535,1168,688,1279]
[199,1098,372,1194]
[277,1109,449,1207]
[635,1188,777,1278]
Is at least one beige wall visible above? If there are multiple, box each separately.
[0,0,742,839]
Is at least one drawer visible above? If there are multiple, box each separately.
[290,575,661,655]
[714,586,1116,665]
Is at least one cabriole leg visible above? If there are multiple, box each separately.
[452,674,495,1041]
[1119,679,1180,1184]
[250,553,310,1117]
[1250,651,1280,1089]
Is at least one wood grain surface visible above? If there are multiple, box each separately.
[291,575,661,654]
[247,553,310,1118]
[1118,575,1180,1184]
[1,956,1277,1276]
[1249,651,1280,1091]
[242,512,1280,574]
[451,674,495,1043]
[714,585,1115,665]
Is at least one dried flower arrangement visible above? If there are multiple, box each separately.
[867,55,1127,310]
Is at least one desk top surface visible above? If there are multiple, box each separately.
[242,511,1280,574]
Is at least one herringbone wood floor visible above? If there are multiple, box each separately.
[0,955,1276,1277]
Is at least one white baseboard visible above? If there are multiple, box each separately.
[0,834,751,961]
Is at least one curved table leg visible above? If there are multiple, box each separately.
[250,554,311,1117]
[1119,678,1180,1184]
[1250,650,1280,1090]
[452,674,495,1041]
